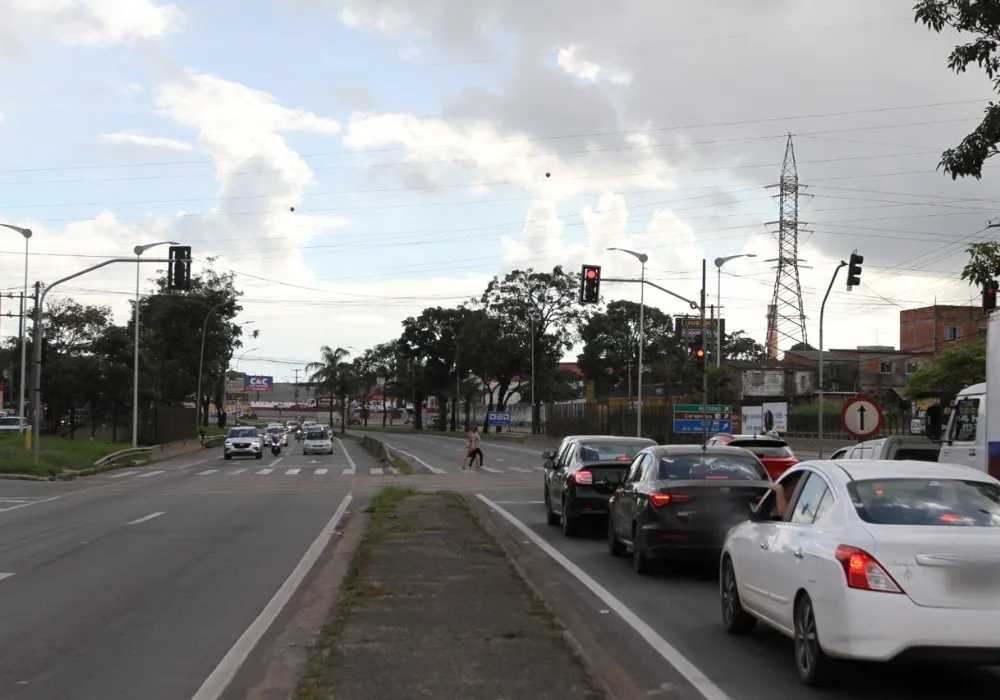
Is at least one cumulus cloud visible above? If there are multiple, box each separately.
[100,131,194,151]
[0,0,183,47]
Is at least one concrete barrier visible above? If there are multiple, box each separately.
[359,434,390,463]
[149,438,206,462]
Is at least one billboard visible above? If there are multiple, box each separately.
[225,378,244,394]
[244,375,274,392]
[675,316,724,343]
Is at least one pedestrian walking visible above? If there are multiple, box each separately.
[463,426,484,470]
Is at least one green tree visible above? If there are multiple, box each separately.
[399,306,466,430]
[961,241,1000,288]
[905,339,986,401]
[915,1,1000,179]
[306,345,352,432]
[723,330,767,362]
[788,341,815,352]
[368,340,399,427]
[352,350,380,426]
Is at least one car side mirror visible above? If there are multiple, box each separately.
[543,459,555,470]
[541,451,552,460]
[924,405,944,442]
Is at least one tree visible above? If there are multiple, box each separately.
[399,306,465,430]
[915,1,1000,179]
[905,339,986,401]
[961,241,1000,288]
[368,341,399,427]
[352,350,380,426]
[788,341,815,352]
[306,346,352,431]
[723,330,767,362]
[577,300,675,394]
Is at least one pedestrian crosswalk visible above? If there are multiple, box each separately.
[104,464,546,480]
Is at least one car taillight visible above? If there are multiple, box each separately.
[835,545,903,594]
[650,493,691,507]
[574,471,593,485]
[616,456,631,461]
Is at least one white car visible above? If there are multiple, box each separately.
[223,427,263,460]
[303,428,333,455]
[720,459,1000,686]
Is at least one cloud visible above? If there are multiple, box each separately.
[100,131,194,151]
[0,0,184,47]
[397,44,422,61]
[556,46,631,85]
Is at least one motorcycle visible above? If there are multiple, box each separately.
[271,439,281,456]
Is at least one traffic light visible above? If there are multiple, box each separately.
[846,251,863,289]
[40,337,50,363]
[692,345,707,376]
[168,245,192,290]
[580,264,601,304]
[984,280,998,314]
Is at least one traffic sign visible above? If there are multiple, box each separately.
[841,397,884,438]
[673,404,733,435]
[487,411,511,427]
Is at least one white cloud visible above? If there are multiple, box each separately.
[556,46,631,85]
[397,44,422,61]
[0,0,184,47]
[339,5,412,34]
[100,131,194,151]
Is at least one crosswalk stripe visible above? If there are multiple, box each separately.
[371,467,384,475]
[481,466,502,473]
[229,469,246,475]
[510,467,531,473]
[389,467,401,475]
[342,468,356,475]
[136,470,164,478]
[196,470,218,476]
[285,468,300,475]
[109,471,138,478]
[257,468,273,475]
[314,468,328,475]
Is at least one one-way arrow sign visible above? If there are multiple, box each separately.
[841,396,883,439]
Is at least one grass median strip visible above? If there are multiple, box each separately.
[0,435,134,479]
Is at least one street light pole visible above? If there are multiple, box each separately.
[818,261,847,458]
[132,241,178,447]
[713,253,757,366]
[607,247,649,438]
[0,224,32,445]
[195,301,226,432]
[530,316,535,435]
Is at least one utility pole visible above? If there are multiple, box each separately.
[530,316,535,435]
[293,369,300,405]
[818,261,847,458]
[701,259,709,445]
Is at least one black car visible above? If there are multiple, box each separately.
[607,445,772,574]
[543,436,657,536]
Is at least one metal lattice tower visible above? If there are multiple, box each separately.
[765,134,808,358]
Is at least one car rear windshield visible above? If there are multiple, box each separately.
[228,428,256,438]
[0,417,20,426]
[657,454,770,481]
[729,440,794,458]
[893,448,939,462]
[849,478,1000,527]
[578,441,650,462]
[306,430,325,440]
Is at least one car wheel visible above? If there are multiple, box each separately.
[631,523,652,574]
[223,453,232,460]
[544,490,560,526]
[794,593,837,686]
[607,516,625,557]
[561,496,579,537]
[721,556,757,634]
[255,453,262,459]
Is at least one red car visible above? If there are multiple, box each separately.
[705,433,798,479]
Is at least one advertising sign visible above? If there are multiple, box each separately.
[742,405,763,434]
[244,375,274,392]
[674,316,724,343]
[761,401,788,433]
[487,411,512,426]
[225,378,244,394]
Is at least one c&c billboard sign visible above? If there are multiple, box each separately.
[244,375,274,392]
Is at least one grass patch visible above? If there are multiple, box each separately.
[295,485,415,699]
[0,434,131,478]
[387,451,413,475]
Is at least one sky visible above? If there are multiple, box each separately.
[0,0,996,383]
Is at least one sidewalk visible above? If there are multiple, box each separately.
[298,488,606,700]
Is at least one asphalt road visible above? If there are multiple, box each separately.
[0,439,371,700]
[362,431,1000,700]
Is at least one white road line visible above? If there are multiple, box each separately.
[476,496,732,700]
[196,470,218,476]
[0,573,13,582]
[229,469,247,475]
[534,466,544,471]
[268,456,285,467]
[256,468,273,475]
[285,468,300,475]
[509,467,531,473]
[108,471,138,478]
[191,493,353,700]
[389,467,401,475]
[335,437,356,474]
[371,467,384,475]
[481,466,503,473]
[126,512,165,526]
[135,470,164,478]
[314,468,328,475]
[496,458,505,462]
[383,443,446,474]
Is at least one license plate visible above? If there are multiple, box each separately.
[947,568,1000,595]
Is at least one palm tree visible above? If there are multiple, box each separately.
[306,346,350,431]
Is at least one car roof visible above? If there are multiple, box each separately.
[826,459,996,483]
[652,444,760,455]
[724,434,788,443]
[573,435,656,444]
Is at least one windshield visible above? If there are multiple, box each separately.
[657,454,770,481]
[306,430,326,440]
[729,440,794,458]
[578,441,651,462]
[0,417,21,426]
[266,427,283,434]
[849,478,1000,527]
[227,428,257,438]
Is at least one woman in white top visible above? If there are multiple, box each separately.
[463,426,483,470]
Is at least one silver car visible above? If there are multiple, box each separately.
[224,427,263,460]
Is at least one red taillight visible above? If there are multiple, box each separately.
[574,470,593,485]
[834,545,903,594]
[616,456,631,461]
[650,492,690,507]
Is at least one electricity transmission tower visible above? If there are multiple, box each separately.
[765,134,809,358]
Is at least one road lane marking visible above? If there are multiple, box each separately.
[229,469,246,475]
[256,468,273,475]
[135,470,164,478]
[0,573,14,581]
[285,468,300,475]
[371,467,383,475]
[268,456,285,467]
[389,467,401,475]
[481,466,503,473]
[109,471,138,478]
[509,467,531,473]
[126,512,165,525]
[382,443,446,474]
[196,470,218,476]
[314,468,328,475]
[335,437,356,475]
[191,493,353,700]
[476,495,733,700]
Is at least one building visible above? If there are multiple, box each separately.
[899,304,987,355]
[828,346,934,402]
[783,349,858,396]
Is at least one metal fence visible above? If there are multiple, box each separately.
[51,404,197,445]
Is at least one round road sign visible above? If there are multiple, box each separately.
[841,396,884,439]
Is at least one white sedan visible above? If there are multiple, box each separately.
[719,459,1000,686]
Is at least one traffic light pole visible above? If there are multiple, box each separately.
[602,278,700,309]
[31,257,176,467]
[701,259,709,445]
[817,261,847,458]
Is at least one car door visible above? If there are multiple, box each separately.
[938,394,984,470]
[611,454,644,537]
[767,471,835,630]
[544,439,570,492]
[550,443,577,507]
[735,468,808,619]
[617,453,652,540]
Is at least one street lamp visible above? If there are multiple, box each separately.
[608,247,648,438]
[133,241,178,447]
[0,223,32,444]
[235,347,258,372]
[713,254,757,365]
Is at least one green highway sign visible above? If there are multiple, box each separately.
[674,404,732,414]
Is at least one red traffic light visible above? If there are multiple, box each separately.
[585,268,598,280]
[695,348,706,359]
